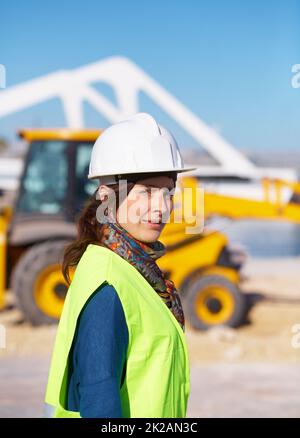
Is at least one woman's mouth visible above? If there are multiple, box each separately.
[142,219,162,230]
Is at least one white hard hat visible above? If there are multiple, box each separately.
[88,112,197,184]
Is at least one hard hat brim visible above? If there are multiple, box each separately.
[88,166,198,180]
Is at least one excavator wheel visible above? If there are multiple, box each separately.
[183,274,247,330]
[11,240,71,325]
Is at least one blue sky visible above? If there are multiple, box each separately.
[1,0,299,152]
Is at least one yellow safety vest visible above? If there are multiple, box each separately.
[44,243,190,418]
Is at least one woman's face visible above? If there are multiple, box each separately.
[99,175,176,243]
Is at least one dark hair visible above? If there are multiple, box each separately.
[62,172,177,285]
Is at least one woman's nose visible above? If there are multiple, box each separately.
[150,189,172,217]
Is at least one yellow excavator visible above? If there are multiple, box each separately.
[202,178,300,224]
[0,129,299,330]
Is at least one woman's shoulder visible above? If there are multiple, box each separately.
[74,244,112,280]
[78,282,128,334]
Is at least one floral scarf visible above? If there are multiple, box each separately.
[99,220,185,332]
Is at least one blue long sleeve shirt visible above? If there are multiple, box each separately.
[66,283,129,418]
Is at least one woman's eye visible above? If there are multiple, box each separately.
[139,189,174,199]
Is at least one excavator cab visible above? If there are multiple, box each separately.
[5,130,99,324]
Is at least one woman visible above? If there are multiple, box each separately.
[44,112,196,418]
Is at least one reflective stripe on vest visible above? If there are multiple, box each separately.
[45,244,191,418]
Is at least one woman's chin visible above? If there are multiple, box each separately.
[138,223,164,242]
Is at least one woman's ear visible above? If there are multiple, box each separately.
[97,185,111,202]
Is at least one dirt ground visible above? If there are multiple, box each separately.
[0,257,300,417]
